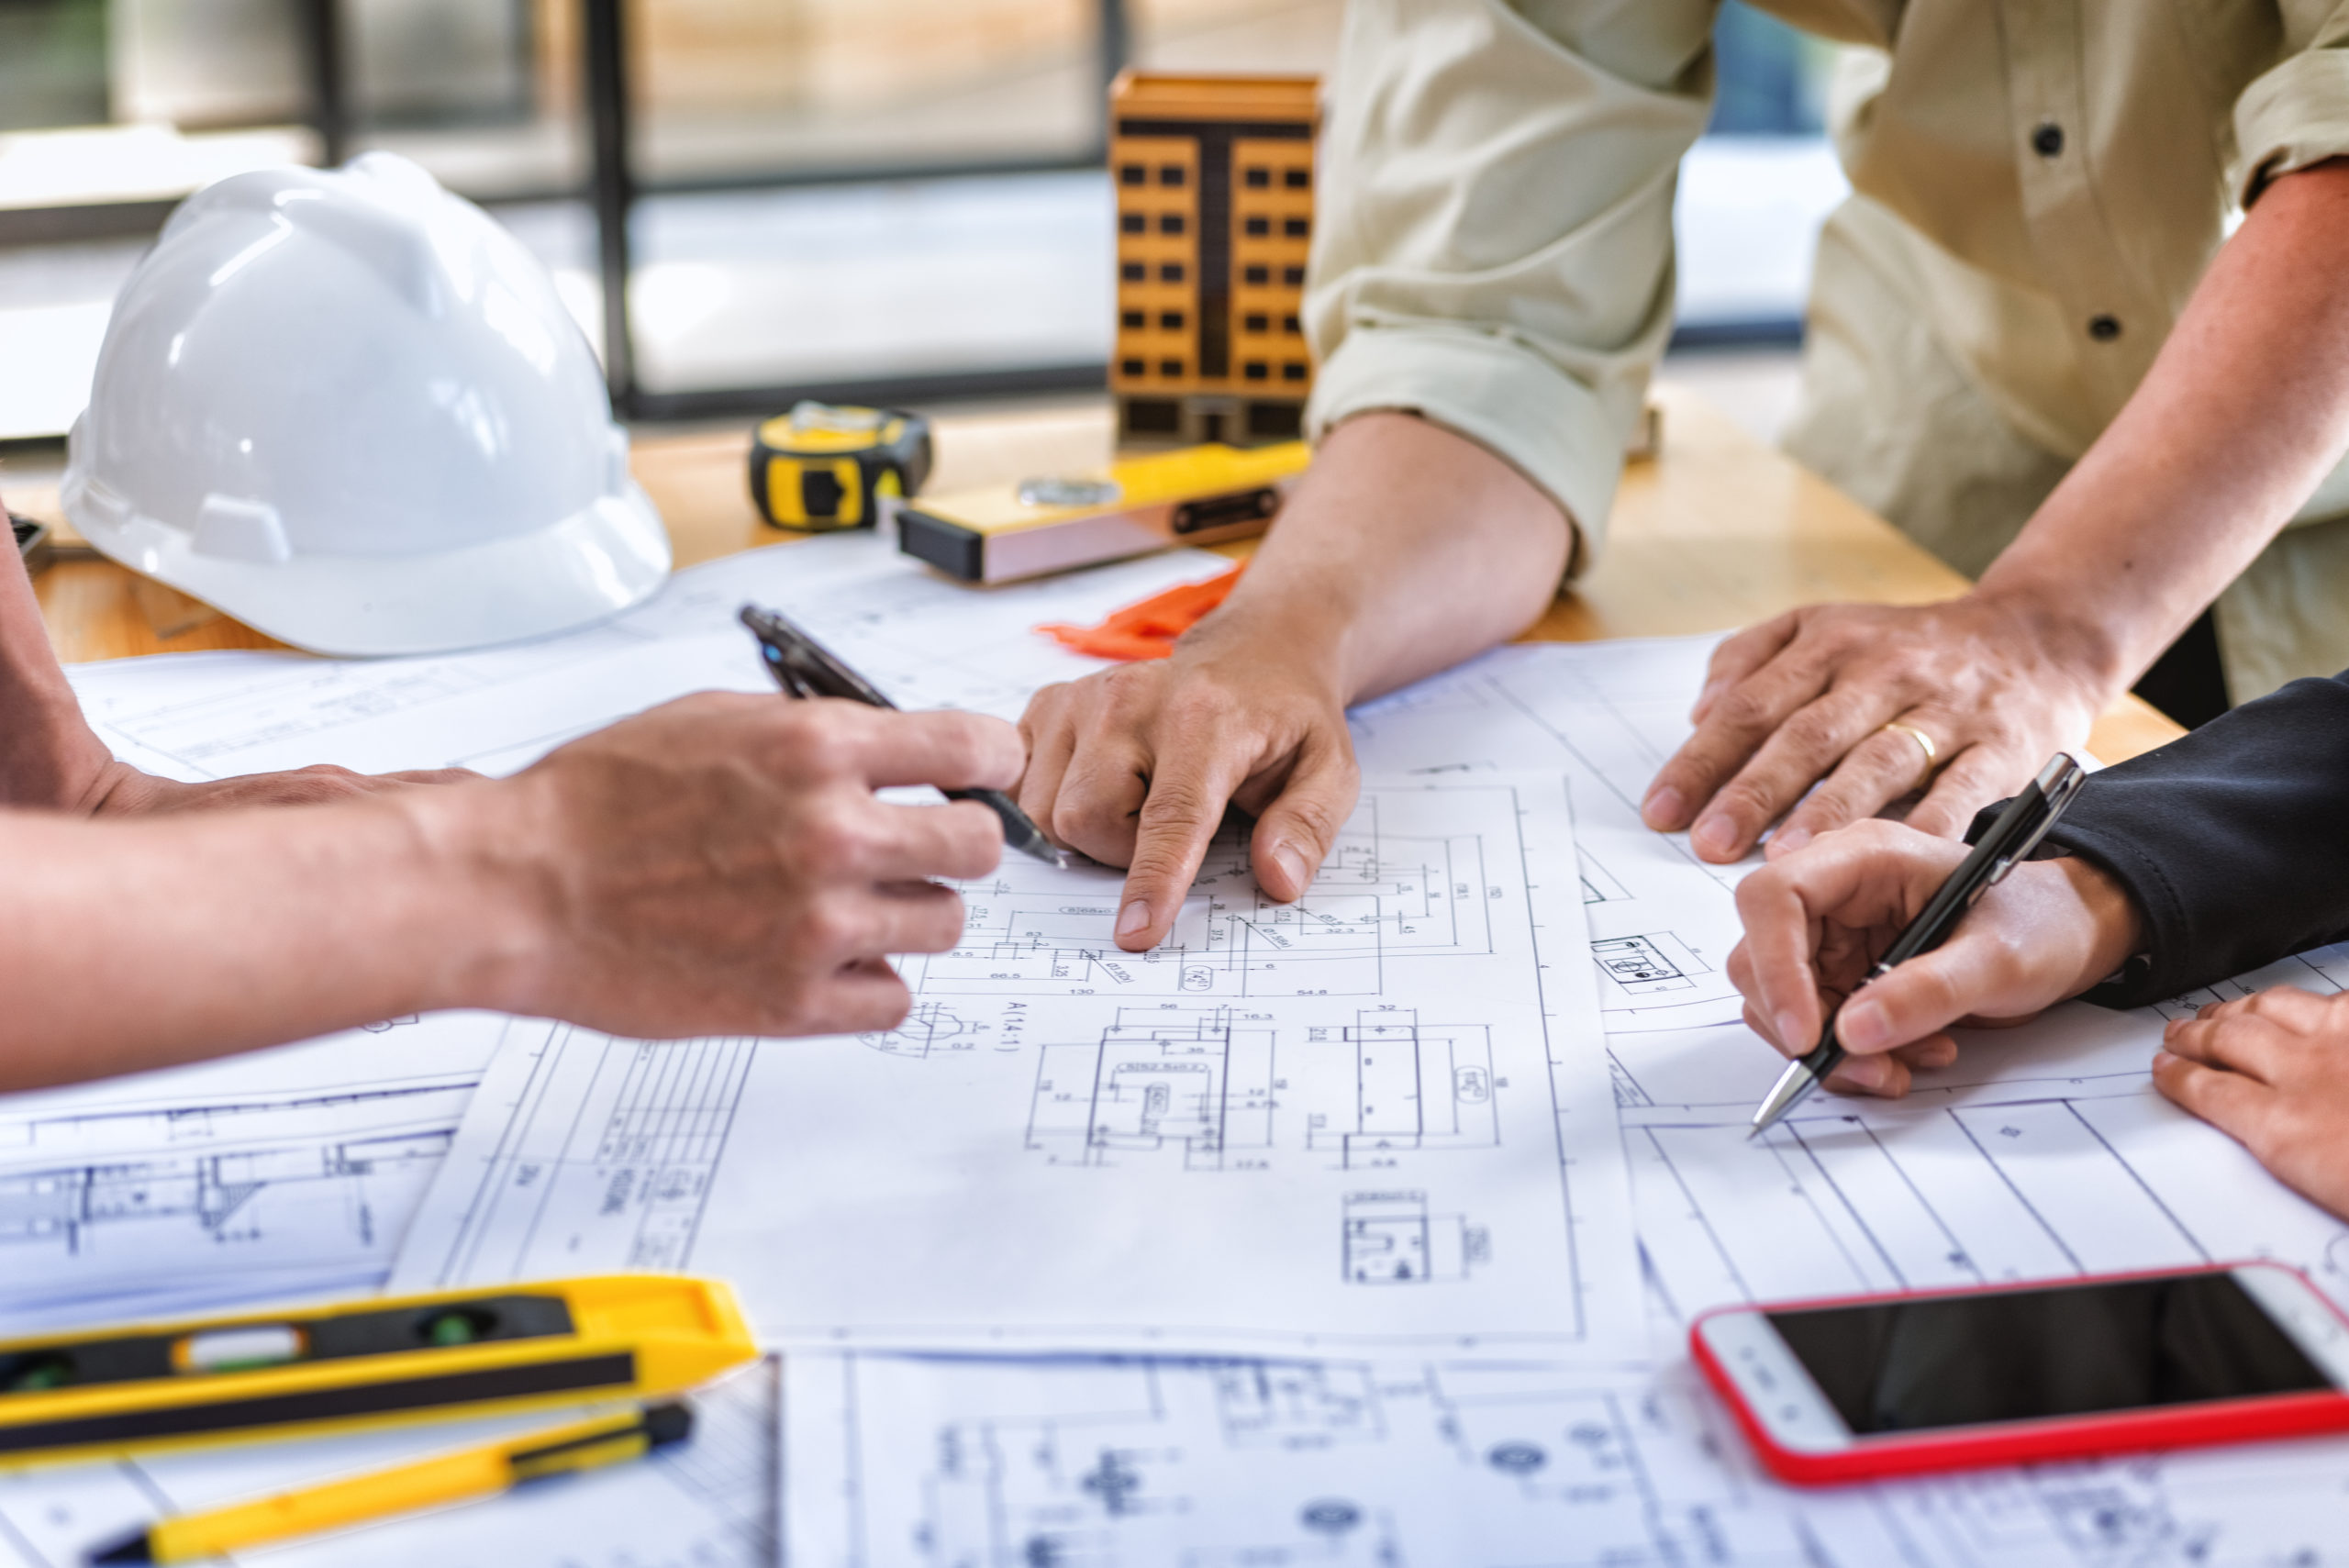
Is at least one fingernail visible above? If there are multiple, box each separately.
[1840,998,1887,1051]
[1692,814,1738,859]
[1642,785,1684,829]
[1769,827,1811,859]
[1775,1011,1809,1051]
[1270,842,1310,899]
[1116,900,1152,940]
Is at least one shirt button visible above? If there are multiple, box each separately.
[2088,315,2121,341]
[2032,122,2065,158]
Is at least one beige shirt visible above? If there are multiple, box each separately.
[1303,0,2349,702]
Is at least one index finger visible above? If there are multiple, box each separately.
[835,706,1026,792]
[1731,837,1895,1057]
[1690,612,1798,726]
[1114,741,1252,953]
[1642,639,1832,835]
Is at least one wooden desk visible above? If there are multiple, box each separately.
[23,382,2183,762]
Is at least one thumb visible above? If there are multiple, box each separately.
[1249,733,1360,902]
[1836,936,2009,1056]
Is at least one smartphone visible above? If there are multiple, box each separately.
[1692,1262,2349,1484]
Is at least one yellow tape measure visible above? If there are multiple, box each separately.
[750,402,934,531]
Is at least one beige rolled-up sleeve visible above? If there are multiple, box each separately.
[2232,2,2349,202]
[1303,0,1718,567]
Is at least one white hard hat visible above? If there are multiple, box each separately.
[63,152,668,656]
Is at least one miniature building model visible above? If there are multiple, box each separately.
[1108,72,1319,448]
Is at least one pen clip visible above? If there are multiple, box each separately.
[1984,753,2087,888]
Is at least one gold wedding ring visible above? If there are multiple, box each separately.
[1881,719,1939,781]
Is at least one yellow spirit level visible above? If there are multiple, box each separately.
[897,439,1308,584]
[0,1274,755,1468]
[749,402,934,531]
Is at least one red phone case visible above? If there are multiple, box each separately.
[1690,1262,2349,1485]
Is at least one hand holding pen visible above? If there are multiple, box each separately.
[1739,755,2125,1135]
[740,605,1070,869]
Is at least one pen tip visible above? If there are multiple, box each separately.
[88,1535,152,1565]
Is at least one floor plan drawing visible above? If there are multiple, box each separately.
[1026,1006,1277,1171]
[783,1351,2349,1568]
[392,773,1641,1360]
[908,806,1497,1001]
[1023,1007,1499,1173]
[1341,1192,1486,1284]
[0,1013,507,1329]
[1609,994,2349,1333]
[1349,639,1754,1034]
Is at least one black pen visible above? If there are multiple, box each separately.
[738,604,1069,869]
[1746,752,2089,1139]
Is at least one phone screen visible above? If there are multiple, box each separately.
[1766,1273,2332,1435]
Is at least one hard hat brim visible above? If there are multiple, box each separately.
[65,473,673,658]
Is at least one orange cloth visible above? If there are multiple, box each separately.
[1035,563,1245,661]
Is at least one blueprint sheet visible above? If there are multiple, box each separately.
[779,1351,2349,1567]
[0,1011,509,1331]
[390,771,1639,1357]
[0,1359,774,1568]
[773,637,2349,1568]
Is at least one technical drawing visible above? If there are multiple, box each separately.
[906,790,1501,1001]
[856,1003,993,1059]
[1295,1013,1498,1168]
[1578,851,1630,905]
[1214,1362,1382,1450]
[1025,1008,1500,1172]
[1592,932,1709,995]
[1028,1006,1276,1170]
[1341,1192,1487,1284]
[0,1081,473,1314]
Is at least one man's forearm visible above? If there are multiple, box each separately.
[0,787,535,1089]
[1977,159,2349,693]
[0,506,118,810]
[1187,412,1574,703]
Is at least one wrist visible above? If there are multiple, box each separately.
[384,776,560,1015]
[1969,573,2129,705]
[2059,854,2147,995]
[1178,587,1353,705]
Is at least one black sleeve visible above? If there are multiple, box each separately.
[1964,673,2349,1009]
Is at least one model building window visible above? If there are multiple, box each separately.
[1243,265,1269,284]
[1284,217,1309,237]
[1159,311,1185,329]
[1244,167,1271,187]
[1120,213,1145,234]
[1160,359,1185,376]
[1283,362,1308,381]
[1243,217,1270,236]
[1159,165,1186,186]
[1159,214,1186,235]
[1160,263,1186,282]
[1121,310,1145,328]
[1283,266,1305,284]
[1121,262,1146,281]
[1243,313,1269,332]
[1121,359,1146,376]
[1244,361,1269,380]
[1283,314,1302,334]
[1120,164,1146,185]
[1285,169,1310,188]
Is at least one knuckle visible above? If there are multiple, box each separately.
[1711,684,1777,734]
[796,895,863,957]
